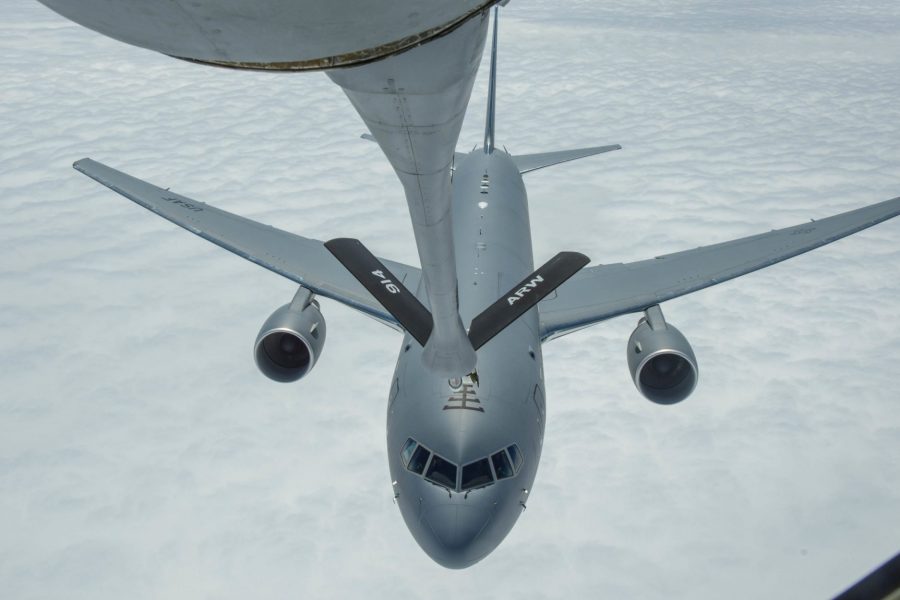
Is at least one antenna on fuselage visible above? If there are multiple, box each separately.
[483,7,499,154]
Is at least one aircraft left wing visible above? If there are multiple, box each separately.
[73,158,420,329]
[539,195,900,340]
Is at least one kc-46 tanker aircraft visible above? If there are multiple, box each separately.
[40,1,900,568]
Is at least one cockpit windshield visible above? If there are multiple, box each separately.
[491,450,514,479]
[407,445,430,475]
[425,454,457,488]
[461,458,493,490]
[507,444,524,471]
[400,439,524,492]
[400,438,417,465]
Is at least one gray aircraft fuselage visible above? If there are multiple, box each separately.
[387,148,544,568]
[40,0,900,579]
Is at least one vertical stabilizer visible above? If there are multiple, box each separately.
[483,7,499,154]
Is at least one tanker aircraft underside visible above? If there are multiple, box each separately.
[41,2,900,569]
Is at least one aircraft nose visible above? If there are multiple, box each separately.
[421,504,494,569]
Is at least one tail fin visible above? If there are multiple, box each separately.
[481,8,619,171]
[483,7,499,154]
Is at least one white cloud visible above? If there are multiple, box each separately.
[1,1,899,598]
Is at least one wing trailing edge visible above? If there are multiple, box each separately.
[539,194,900,340]
[71,158,421,329]
[324,238,433,346]
[324,238,590,351]
[468,251,590,349]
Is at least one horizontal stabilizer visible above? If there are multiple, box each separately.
[468,251,590,349]
[512,144,621,174]
[324,238,433,346]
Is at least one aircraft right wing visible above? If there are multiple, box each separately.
[73,158,421,329]
[539,195,900,340]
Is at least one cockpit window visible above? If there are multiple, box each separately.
[401,438,523,491]
[491,450,514,480]
[507,444,524,472]
[425,454,457,489]
[400,438,417,466]
[461,457,494,490]
[407,445,430,475]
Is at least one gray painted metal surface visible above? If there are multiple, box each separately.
[626,305,699,405]
[388,147,544,568]
[538,194,900,340]
[72,158,419,329]
[73,141,900,567]
[483,8,499,154]
[512,144,622,174]
[35,0,498,70]
[62,4,900,570]
[327,14,489,375]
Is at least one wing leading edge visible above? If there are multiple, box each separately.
[73,158,420,329]
[539,195,900,340]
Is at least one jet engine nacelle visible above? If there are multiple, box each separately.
[626,306,698,405]
[254,290,326,383]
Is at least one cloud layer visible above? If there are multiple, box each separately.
[2,1,899,598]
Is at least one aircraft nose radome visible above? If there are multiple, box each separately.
[421,504,493,569]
